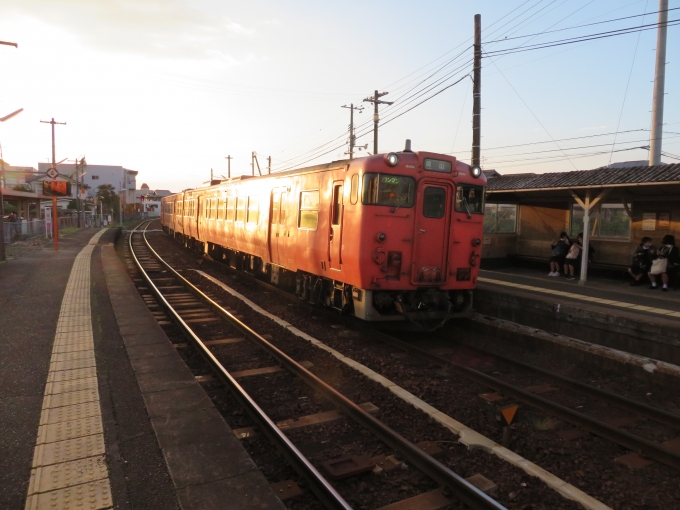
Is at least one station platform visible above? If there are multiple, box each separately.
[0,228,284,510]
[474,267,680,365]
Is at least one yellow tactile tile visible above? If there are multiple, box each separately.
[32,434,106,468]
[47,367,97,383]
[45,377,99,396]
[51,350,95,364]
[50,358,97,372]
[26,229,113,510]
[27,455,108,496]
[53,342,96,354]
[40,402,103,426]
[24,478,113,510]
[42,389,100,410]
[37,416,103,444]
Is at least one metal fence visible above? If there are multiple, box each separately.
[2,214,93,245]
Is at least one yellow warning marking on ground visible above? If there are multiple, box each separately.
[25,229,113,510]
[478,277,679,319]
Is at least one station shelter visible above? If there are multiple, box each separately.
[480,163,680,282]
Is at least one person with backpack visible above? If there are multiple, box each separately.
[549,232,570,276]
[563,233,585,280]
[628,237,654,286]
[649,235,679,292]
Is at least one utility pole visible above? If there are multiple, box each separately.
[363,91,393,154]
[649,0,669,166]
[40,117,66,251]
[252,152,261,176]
[225,155,232,178]
[267,156,271,174]
[471,14,482,170]
[341,103,364,159]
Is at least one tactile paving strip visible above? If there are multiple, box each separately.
[25,229,113,510]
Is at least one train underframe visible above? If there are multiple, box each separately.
[167,228,472,328]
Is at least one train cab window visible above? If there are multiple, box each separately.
[226,197,235,221]
[362,173,415,209]
[422,187,446,218]
[298,190,319,230]
[236,197,246,222]
[247,196,259,223]
[350,174,359,205]
[455,185,484,215]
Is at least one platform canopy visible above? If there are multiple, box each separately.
[484,163,680,284]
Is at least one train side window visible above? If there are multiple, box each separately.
[236,197,246,222]
[247,196,259,223]
[280,192,286,225]
[422,187,446,218]
[226,197,235,221]
[212,198,218,220]
[331,184,342,225]
[299,190,319,230]
[205,199,210,219]
[271,193,280,225]
[350,174,359,205]
[217,198,224,220]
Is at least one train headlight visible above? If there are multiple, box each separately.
[375,232,386,242]
[471,165,482,178]
[385,153,400,167]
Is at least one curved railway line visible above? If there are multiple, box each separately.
[127,221,506,510]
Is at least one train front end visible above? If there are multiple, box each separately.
[348,148,485,326]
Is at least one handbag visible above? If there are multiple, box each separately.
[650,258,668,275]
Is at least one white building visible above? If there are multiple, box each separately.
[134,183,174,217]
[37,163,138,207]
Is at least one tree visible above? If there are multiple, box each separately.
[95,184,119,216]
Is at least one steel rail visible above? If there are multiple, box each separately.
[457,341,680,430]
[139,224,507,510]
[127,224,353,510]
[371,330,680,471]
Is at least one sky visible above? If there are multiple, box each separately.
[0,0,677,192]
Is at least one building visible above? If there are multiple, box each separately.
[37,163,138,210]
[481,163,680,273]
[133,183,174,217]
[0,163,51,219]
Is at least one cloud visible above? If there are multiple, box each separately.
[0,0,256,60]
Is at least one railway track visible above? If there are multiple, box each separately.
[126,221,506,510]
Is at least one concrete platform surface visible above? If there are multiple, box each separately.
[0,228,285,510]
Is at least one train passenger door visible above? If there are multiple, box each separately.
[329,181,343,270]
[411,182,452,285]
[269,190,282,265]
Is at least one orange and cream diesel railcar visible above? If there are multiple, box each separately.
[161,146,486,324]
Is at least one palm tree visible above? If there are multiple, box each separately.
[95,184,118,216]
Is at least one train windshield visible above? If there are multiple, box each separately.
[455,185,484,214]
[362,173,415,208]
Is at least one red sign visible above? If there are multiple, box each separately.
[42,180,72,196]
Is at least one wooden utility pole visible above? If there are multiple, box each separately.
[40,118,66,251]
[225,155,232,178]
[649,0,669,166]
[363,91,393,154]
[267,156,271,174]
[471,14,482,169]
[341,103,364,159]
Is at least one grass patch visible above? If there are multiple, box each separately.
[59,227,81,236]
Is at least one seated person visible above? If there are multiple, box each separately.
[549,232,570,276]
[649,235,679,292]
[628,237,653,286]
